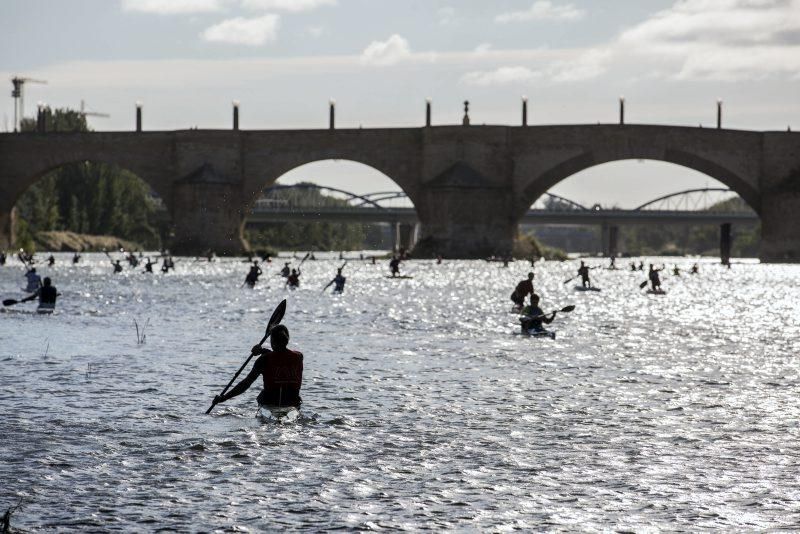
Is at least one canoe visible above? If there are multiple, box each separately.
[257,404,300,421]
[574,285,601,292]
[515,329,556,340]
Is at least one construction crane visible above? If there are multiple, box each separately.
[11,76,47,132]
[79,100,110,123]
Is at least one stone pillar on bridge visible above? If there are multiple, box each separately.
[413,163,515,258]
[0,207,16,249]
[760,192,800,262]
[169,164,248,255]
[602,224,619,258]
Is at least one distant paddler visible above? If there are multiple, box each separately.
[519,294,556,335]
[24,267,42,293]
[144,257,156,273]
[577,261,592,288]
[244,261,263,288]
[690,263,699,275]
[112,260,123,274]
[0,251,6,265]
[47,254,55,266]
[323,265,347,294]
[286,268,301,289]
[389,255,402,277]
[4,276,59,313]
[648,264,665,292]
[211,325,303,412]
[510,272,535,310]
[673,264,681,276]
[280,262,291,278]
[72,251,81,264]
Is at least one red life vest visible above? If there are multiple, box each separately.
[260,349,303,389]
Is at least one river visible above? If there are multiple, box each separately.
[1,253,799,530]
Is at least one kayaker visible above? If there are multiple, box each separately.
[510,272,535,309]
[212,325,303,409]
[389,255,401,277]
[578,261,591,288]
[24,268,42,293]
[673,265,681,276]
[330,268,346,293]
[47,254,55,266]
[649,264,665,291]
[112,260,123,274]
[286,268,301,289]
[609,257,616,269]
[280,263,291,278]
[691,263,699,275]
[0,251,6,265]
[21,276,58,312]
[72,251,81,264]
[144,258,155,273]
[630,261,637,272]
[244,261,262,288]
[520,294,556,334]
[638,261,645,271]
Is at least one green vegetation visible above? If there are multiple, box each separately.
[619,197,759,257]
[14,109,161,252]
[514,232,568,261]
[245,183,370,251]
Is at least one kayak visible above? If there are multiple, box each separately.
[647,289,667,295]
[574,285,601,292]
[515,329,556,340]
[257,404,300,421]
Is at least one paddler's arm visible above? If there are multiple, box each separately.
[542,311,556,324]
[213,353,265,404]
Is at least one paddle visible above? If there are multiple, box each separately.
[297,252,311,268]
[521,304,576,322]
[3,293,37,307]
[206,299,287,415]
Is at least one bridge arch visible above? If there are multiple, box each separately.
[518,155,760,219]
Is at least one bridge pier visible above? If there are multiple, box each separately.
[601,224,619,257]
[720,223,732,265]
[169,166,249,255]
[0,208,15,249]
[760,193,800,262]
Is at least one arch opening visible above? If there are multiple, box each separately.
[246,159,416,253]
[12,160,167,253]
[523,159,760,258]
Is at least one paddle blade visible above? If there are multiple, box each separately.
[265,299,287,336]
[3,299,19,306]
[639,281,648,289]
[560,305,576,313]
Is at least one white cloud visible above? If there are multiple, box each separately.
[474,43,492,55]
[122,0,226,14]
[306,25,325,38]
[548,48,611,82]
[202,15,280,46]
[438,6,456,25]
[360,34,412,66]
[495,1,585,23]
[619,0,800,80]
[241,0,336,11]
[461,66,542,86]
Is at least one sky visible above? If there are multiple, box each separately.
[2,0,799,207]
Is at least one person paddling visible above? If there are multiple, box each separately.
[144,258,155,273]
[244,261,263,288]
[112,260,123,274]
[24,268,42,293]
[286,268,301,289]
[324,268,346,294]
[0,251,6,265]
[280,262,291,278]
[510,272,535,309]
[648,264,665,292]
[19,276,59,313]
[577,261,592,288]
[72,251,81,264]
[673,264,681,276]
[47,254,55,266]
[389,255,401,277]
[212,325,303,409]
[520,294,556,334]
[691,263,699,275]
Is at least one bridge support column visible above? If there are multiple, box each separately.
[0,207,15,249]
[170,173,248,256]
[760,192,800,262]
[602,224,619,257]
[414,186,515,258]
[720,223,732,265]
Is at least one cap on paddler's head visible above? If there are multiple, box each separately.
[43,277,52,286]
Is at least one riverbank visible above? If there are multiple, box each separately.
[32,231,141,252]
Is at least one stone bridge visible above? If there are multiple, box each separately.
[1,124,798,260]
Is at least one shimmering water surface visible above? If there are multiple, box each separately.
[2,253,800,531]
